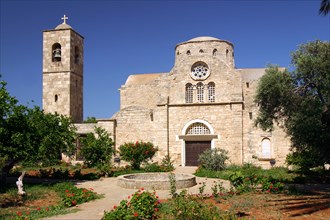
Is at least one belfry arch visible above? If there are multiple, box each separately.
[178,119,218,166]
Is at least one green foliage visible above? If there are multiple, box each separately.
[119,141,158,170]
[255,41,330,169]
[143,155,175,172]
[195,165,296,183]
[1,182,100,219]
[83,116,97,123]
[102,189,160,220]
[0,77,77,185]
[80,127,114,173]
[168,172,177,198]
[161,155,175,172]
[198,148,229,171]
[161,190,236,220]
[319,0,330,15]
[261,180,285,193]
[58,183,99,207]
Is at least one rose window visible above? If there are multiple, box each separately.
[190,62,210,80]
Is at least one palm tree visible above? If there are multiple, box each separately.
[319,0,330,15]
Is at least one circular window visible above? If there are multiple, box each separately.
[190,62,210,80]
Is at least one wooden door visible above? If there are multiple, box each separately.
[185,141,211,166]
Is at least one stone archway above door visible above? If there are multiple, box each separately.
[179,119,218,166]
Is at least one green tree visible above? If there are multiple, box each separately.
[319,0,330,15]
[0,78,77,185]
[255,40,330,170]
[84,116,97,123]
[79,127,114,172]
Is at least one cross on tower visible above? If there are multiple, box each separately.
[61,15,68,24]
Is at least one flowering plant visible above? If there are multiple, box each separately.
[103,188,161,219]
[62,187,98,207]
[119,141,158,169]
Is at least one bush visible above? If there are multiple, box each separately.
[80,127,114,172]
[119,141,158,170]
[103,189,160,219]
[198,148,229,171]
[55,182,99,207]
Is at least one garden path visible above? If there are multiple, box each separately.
[44,166,230,220]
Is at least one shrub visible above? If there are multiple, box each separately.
[161,155,175,172]
[103,189,160,220]
[119,141,158,170]
[55,182,99,207]
[164,190,233,220]
[80,127,114,173]
[198,148,229,171]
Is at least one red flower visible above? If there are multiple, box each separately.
[128,195,131,199]
[25,211,30,215]
[72,200,77,206]
[136,141,139,145]
[145,150,149,154]
[154,208,159,212]
[37,207,41,211]
[17,212,22,216]
[65,189,69,193]
[134,212,139,217]
[45,207,49,211]
[153,191,156,195]
[113,205,117,209]
[90,188,94,191]
[141,187,144,191]
[269,185,273,189]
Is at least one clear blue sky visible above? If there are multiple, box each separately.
[1,0,329,119]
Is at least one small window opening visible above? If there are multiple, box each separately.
[213,49,217,56]
[246,82,250,88]
[176,50,180,55]
[226,49,229,57]
[74,46,79,64]
[186,50,191,55]
[55,94,58,102]
[208,82,215,103]
[197,82,204,103]
[185,83,193,103]
[249,112,253,119]
[199,49,204,53]
[52,43,61,62]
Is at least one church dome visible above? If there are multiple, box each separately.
[187,36,221,42]
[55,23,72,30]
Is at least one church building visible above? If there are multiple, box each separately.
[42,17,291,168]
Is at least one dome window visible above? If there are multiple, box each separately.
[186,50,191,55]
[213,49,217,56]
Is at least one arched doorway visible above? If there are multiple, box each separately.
[179,120,218,166]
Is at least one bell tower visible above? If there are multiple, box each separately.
[42,15,84,122]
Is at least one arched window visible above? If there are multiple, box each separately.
[261,138,271,158]
[199,49,204,53]
[186,122,210,135]
[52,43,61,62]
[55,94,58,102]
[208,82,215,102]
[74,46,79,64]
[185,83,193,103]
[213,49,217,56]
[197,82,204,103]
[226,49,229,58]
[186,50,191,55]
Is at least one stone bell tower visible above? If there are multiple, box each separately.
[42,15,84,122]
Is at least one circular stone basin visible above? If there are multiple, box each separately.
[117,173,196,190]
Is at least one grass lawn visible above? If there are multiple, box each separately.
[0,182,101,220]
